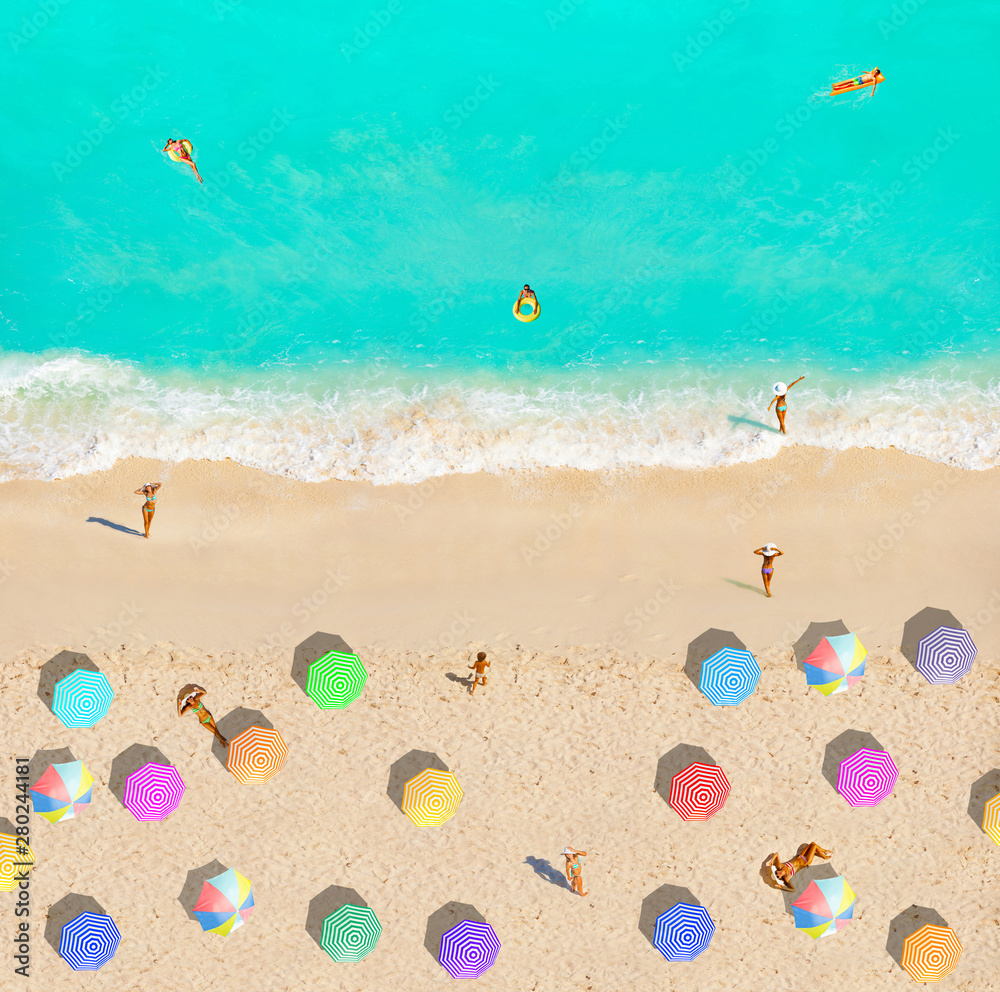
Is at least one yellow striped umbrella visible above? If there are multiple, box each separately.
[226,726,288,784]
[901,924,962,983]
[0,834,34,891]
[400,769,463,827]
[983,793,1000,845]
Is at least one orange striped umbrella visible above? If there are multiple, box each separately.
[901,924,962,983]
[400,769,463,827]
[227,727,287,784]
[983,793,1000,845]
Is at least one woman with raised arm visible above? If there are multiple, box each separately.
[767,375,805,434]
[134,481,162,539]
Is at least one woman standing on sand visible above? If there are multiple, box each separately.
[754,543,783,597]
[134,482,161,539]
[767,376,805,434]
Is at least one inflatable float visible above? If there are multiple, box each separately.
[513,294,540,322]
[831,70,884,96]
[166,138,193,162]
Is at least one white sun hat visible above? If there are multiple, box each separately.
[764,543,778,553]
[773,382,788,395]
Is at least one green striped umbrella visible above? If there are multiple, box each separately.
[306,651,368,709]
[320,904,381,962]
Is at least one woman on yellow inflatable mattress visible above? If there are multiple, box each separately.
[163,137,204,183]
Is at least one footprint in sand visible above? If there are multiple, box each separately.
[618,574,638,582]
[576,594,597,603]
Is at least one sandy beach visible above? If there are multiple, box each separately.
[3,447,1000,990]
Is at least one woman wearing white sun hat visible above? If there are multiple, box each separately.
[766,375,805,434]
[754,543,783,597]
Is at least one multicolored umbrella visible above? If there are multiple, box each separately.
[915,626,977,684]
[792,875,856,938]
[30,761,94,823]
[653,903,715,961]
[51,670,114,727]
[837,748,898,807]
[983,793,1000,845]
[194,868,255,935]
[802,634,867,696]
[699,648,760,706]
[901,924,963,982]
[320,904,382,962]
[401,769,463,827]
[123,762,185,821]
[306,650,368,708]
[668,762,730,820]
[59,912,121,970]
[0,834,34,891]
[227,726,287,784]
[439,919,501,979]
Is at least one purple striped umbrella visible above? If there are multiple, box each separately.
[915,626,976,684]
[837,748,898,806]
[122,762,185,821]
[439,919,500,979]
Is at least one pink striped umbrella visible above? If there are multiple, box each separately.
[122,762,185,820]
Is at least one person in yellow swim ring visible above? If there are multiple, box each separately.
[163,138,204,183]
[514,284,540,322]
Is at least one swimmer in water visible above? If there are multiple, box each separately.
[162,138,203,183]
[765,843,833,891]
[832,67,883,96]
[516,284,537,307]
[754,543,783,597]
[767,375,805,434]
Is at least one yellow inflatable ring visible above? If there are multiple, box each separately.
[513,295,540,322]
[167,139,193,162]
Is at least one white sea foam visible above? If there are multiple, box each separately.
[0,353,998,484]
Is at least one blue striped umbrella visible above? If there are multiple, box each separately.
[59,912,121,970]
[51,670,114,728]
[699,648,760,706]
[915,626,976,684]
[653,903,715,961]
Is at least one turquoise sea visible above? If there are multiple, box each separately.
[1,0,997,481]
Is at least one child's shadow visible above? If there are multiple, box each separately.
[445,672,473,690]
[524,856,570,890]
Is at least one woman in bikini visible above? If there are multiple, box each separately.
[162,138,204,183]
[767,375,805,434]
[754,543,783,597]
[133,482,162,539]
[177,684,228,747]
[563,847,588,897]
[765,842,833,891]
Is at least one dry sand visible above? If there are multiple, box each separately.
[1,447,999,990]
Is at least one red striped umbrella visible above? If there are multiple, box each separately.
[227,727,287,784]
[668,762,730,820]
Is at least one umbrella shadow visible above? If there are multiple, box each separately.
[968,769,1000,834]
[524,856,570,891]
[886,905,950,972]
[291,632,354,699]
[654,744,717,807]
[306,885,368,952]
[821,730,884,794]
[28,747,78,791]
[36,651,99,713]
[792,620,850,675]
[177,860,228,922]
[0,818,15,836]
[900,607,962,671]
[777,861,839,917]
[684,629,745,692]
[108,744,171,806]
[387,749,448,814]
[44,894,107,955]
[424,902,486,963]
[638,884,700,950]
[723,578,767,597]
[727,414,781,434]
[86,516,144,537]
[210,708,273,770]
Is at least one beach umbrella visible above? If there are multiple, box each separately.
[30,761,94,823]
[668,762,730,820]
[194,868,255,935]
[802,634,866,696]
[320,904,382,962]
[123,762,185,821]
[653,903,715,961]
[837,748,899,807]
[439,919,501,979]
[0,834,34,891]
[915,626,976,684]
[792,875,855,939]
[401,768,464,827]
[59,912,121,970]
[307,650,367,708]
[227,726,287,784]
[51,670,114,727]
[901,924,962,982]
[699,647,760,706]
[983,793,1000,845]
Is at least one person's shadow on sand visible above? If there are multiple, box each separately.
[87,517,143,537]
[727,414,782,434]
[524,856,570,890]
